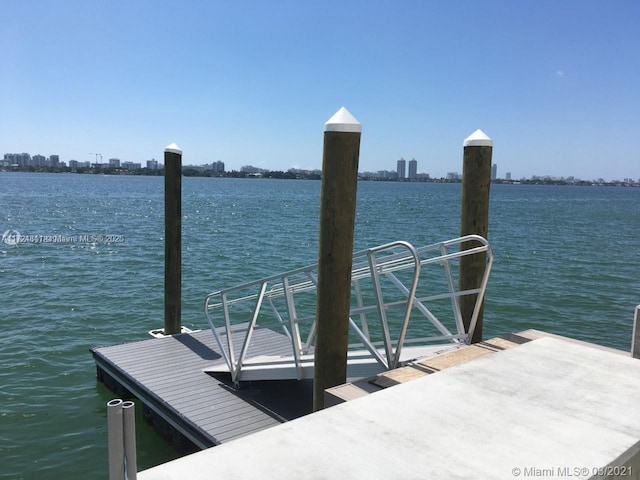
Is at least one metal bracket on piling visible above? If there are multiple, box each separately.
[631,305,640,359]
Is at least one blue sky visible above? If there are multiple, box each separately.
[1,1,638,180]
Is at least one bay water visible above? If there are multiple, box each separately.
[1,172,638,478]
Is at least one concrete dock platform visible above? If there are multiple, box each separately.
[138,336,640,479]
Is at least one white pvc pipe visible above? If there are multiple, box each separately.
[107,399,124,480]
[122,401,137,480]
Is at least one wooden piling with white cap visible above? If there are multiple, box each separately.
[313,107,362,411]
[164,143,182,336]
[459,130,493,343]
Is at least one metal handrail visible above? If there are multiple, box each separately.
[204,235,493,383]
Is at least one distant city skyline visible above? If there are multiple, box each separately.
[2,147,635,183]
[1,2,638,182]
[4,151,638,185]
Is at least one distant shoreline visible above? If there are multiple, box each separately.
[1,167,637,187]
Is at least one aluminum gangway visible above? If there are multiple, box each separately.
[203,235,493,383]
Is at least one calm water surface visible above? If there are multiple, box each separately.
[1,172,638,478]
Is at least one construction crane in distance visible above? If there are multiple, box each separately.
[89,153,103,166]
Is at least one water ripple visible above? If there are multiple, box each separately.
[1,174,639,478]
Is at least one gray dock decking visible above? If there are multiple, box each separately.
[91,327,313,449]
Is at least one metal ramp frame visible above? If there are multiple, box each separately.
[203,235,493,383]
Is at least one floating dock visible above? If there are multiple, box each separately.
[91,327,314,450]
[136,333,640,480]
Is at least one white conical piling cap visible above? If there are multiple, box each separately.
[324,107,362,133]
[164,143,182,154]
[463,129,493,147]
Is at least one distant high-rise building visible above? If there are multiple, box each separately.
[69,160,78,169]
[4,153,31,166]
[241,165,264,174]
[491,164,497,180]
[32,154,47,167]
[110,158,121,168]
[212,161,225,173]
[122,161,141,170]
[408,158,417,179]
[49,155,60,167]
[506,171,512,181]
[146,159,158,169]
[397,158,406,179]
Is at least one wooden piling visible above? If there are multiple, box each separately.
[459,130,493,344]
[164,143,182,336]
[313,107,361,411]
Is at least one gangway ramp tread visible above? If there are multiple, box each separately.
[202,344,465,381]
